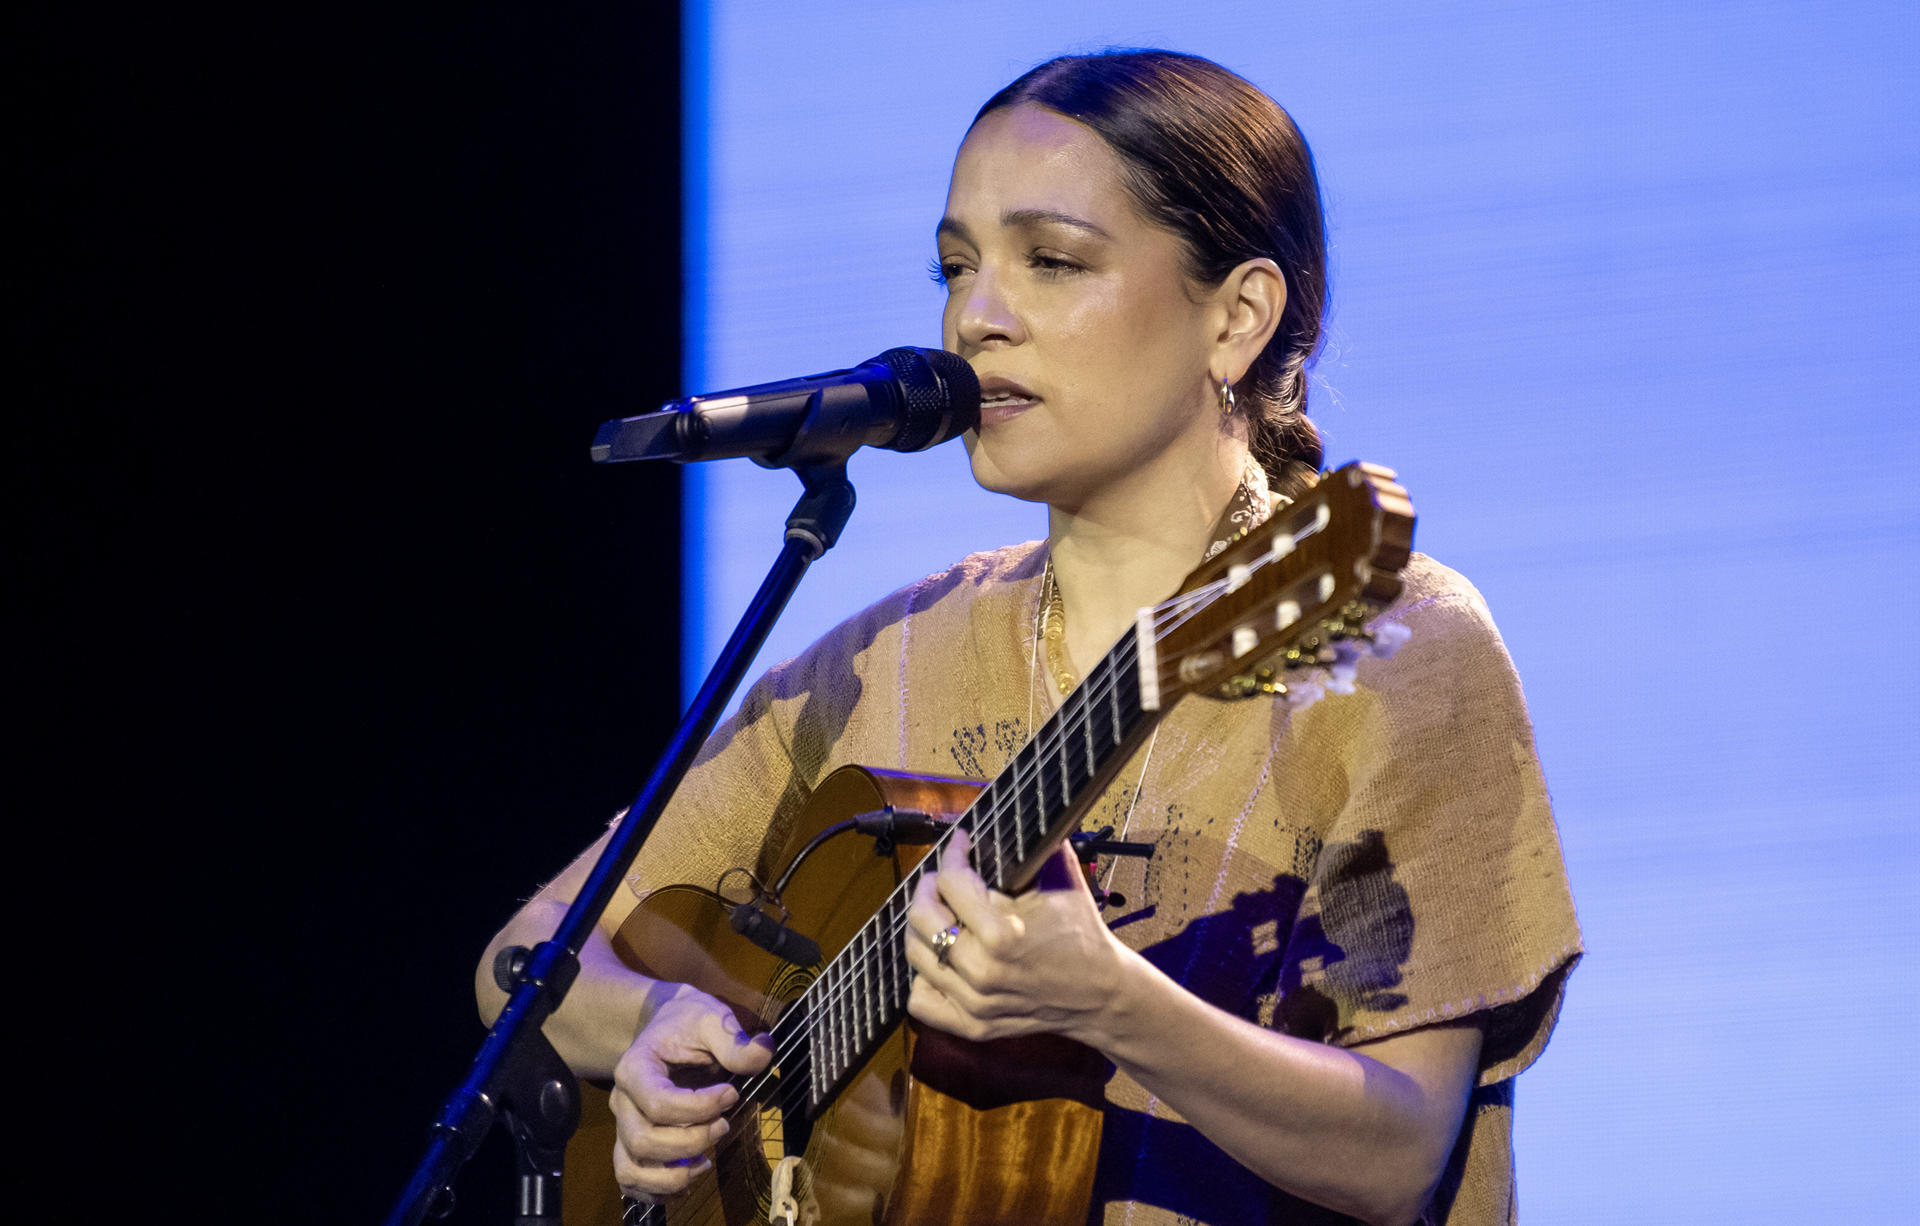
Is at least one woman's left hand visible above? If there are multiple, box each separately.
[904,827,1131,1044]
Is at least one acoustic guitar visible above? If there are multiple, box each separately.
[566,461,1415,1225]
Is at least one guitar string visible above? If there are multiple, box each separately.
[623,568,1249,1220]
[619,537,1319,1219]
[710,553,1264,1102]
[666,571,1336,1226]
[618,646,1143,1226]
[648,495,1376,1221]
[711,617,1195,1126]
[1101,724,1161,893]
[702,559,1272,1117]
[623,530,1312,1196]
[701,553,1292,1124]
[756,605,1143,1059]
[691,508,1311,1132]
[715,640,1137,1112]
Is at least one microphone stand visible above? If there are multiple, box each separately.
[385,458,856,1226]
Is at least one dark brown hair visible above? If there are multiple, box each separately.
[976,50,1326,497]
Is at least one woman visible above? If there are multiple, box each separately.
[480,50,1579,1226]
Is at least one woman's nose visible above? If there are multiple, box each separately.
[954,267,1022,350]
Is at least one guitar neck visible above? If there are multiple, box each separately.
[940,628,1163,894]
[782,622,1163,1112]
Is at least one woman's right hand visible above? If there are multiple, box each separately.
[610,984,775,1202]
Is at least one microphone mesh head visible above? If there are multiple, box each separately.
[876,347,981,452]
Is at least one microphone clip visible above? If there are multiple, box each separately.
[718,868,823,969]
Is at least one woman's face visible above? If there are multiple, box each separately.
[936,104,1226,511]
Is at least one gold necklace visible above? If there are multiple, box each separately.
[1038,558,1077,697]
[1030,463,1275,893]
[1033,552,1159,897]
[1041,459,1278,700]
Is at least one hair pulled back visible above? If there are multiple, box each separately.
[976,50,1327,498]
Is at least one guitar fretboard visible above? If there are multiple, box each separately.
[778,627,1159,1111]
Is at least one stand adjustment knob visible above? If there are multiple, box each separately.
[492,945,530,993]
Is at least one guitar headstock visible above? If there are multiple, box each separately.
[1138,461,1416,711]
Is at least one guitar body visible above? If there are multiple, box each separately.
[561,462,1418,1225]
[563,766,1108,1226]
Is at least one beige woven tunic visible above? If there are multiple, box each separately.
[617,541,1581,1225]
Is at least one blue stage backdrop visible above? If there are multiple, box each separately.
[679,3,1918,1218]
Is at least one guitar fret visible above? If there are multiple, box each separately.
[883,895,902,1013]
[1082,680,1097,786]
[1029,767,1043,852]
[838,964,855,1071]
[867,922,882,1037]
[974,804,1002,890]
[817,1010,832,1096]
[1009,787,1025,869]
[837,959,854,1077]
[813,967,829,1095]
[804,636,1150,1106]
[1075,713,1090,801]
[1066,691,1089,791]
[860,923,878,1039]
[824,981,837,1096]
[847,929,866,1049]
[987,815,1010,894]
[836,970,846,1064]
[895,892,911,1011]
[1026,743,1047,856]
[882,886,902,1025]
[851,928,867,1046]
[761,464,1410,1132]
[1055,695,1074,810]
[898,891,913,1010]
[1011,748,1031,867]
[810,972,830,1101]
[1010,755,1029,866]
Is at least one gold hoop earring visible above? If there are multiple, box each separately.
[1218,377,1236,416]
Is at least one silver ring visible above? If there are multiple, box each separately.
[929,923,962,966]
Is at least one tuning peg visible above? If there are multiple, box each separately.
[1282,639,1336,669]
[1214,667,1282,700]
[1179,650,1228,685]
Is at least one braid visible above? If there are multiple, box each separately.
[1247,361,1322,501]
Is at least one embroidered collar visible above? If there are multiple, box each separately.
[1199,454,1284,563]
[1041,457,1288,697]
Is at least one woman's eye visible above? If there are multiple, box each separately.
[928,257,970,285]
[927,252,1076,285]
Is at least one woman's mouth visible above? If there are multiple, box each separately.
[977,379,1040,426]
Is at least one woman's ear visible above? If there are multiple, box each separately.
[1210,257,1286,386]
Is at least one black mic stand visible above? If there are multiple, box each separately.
[384,459,856,1226]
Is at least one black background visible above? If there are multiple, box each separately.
[23,5,685,1220]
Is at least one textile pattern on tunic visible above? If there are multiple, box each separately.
[613,541,1581,1226]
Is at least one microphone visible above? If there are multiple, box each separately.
[591,346,980,467]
